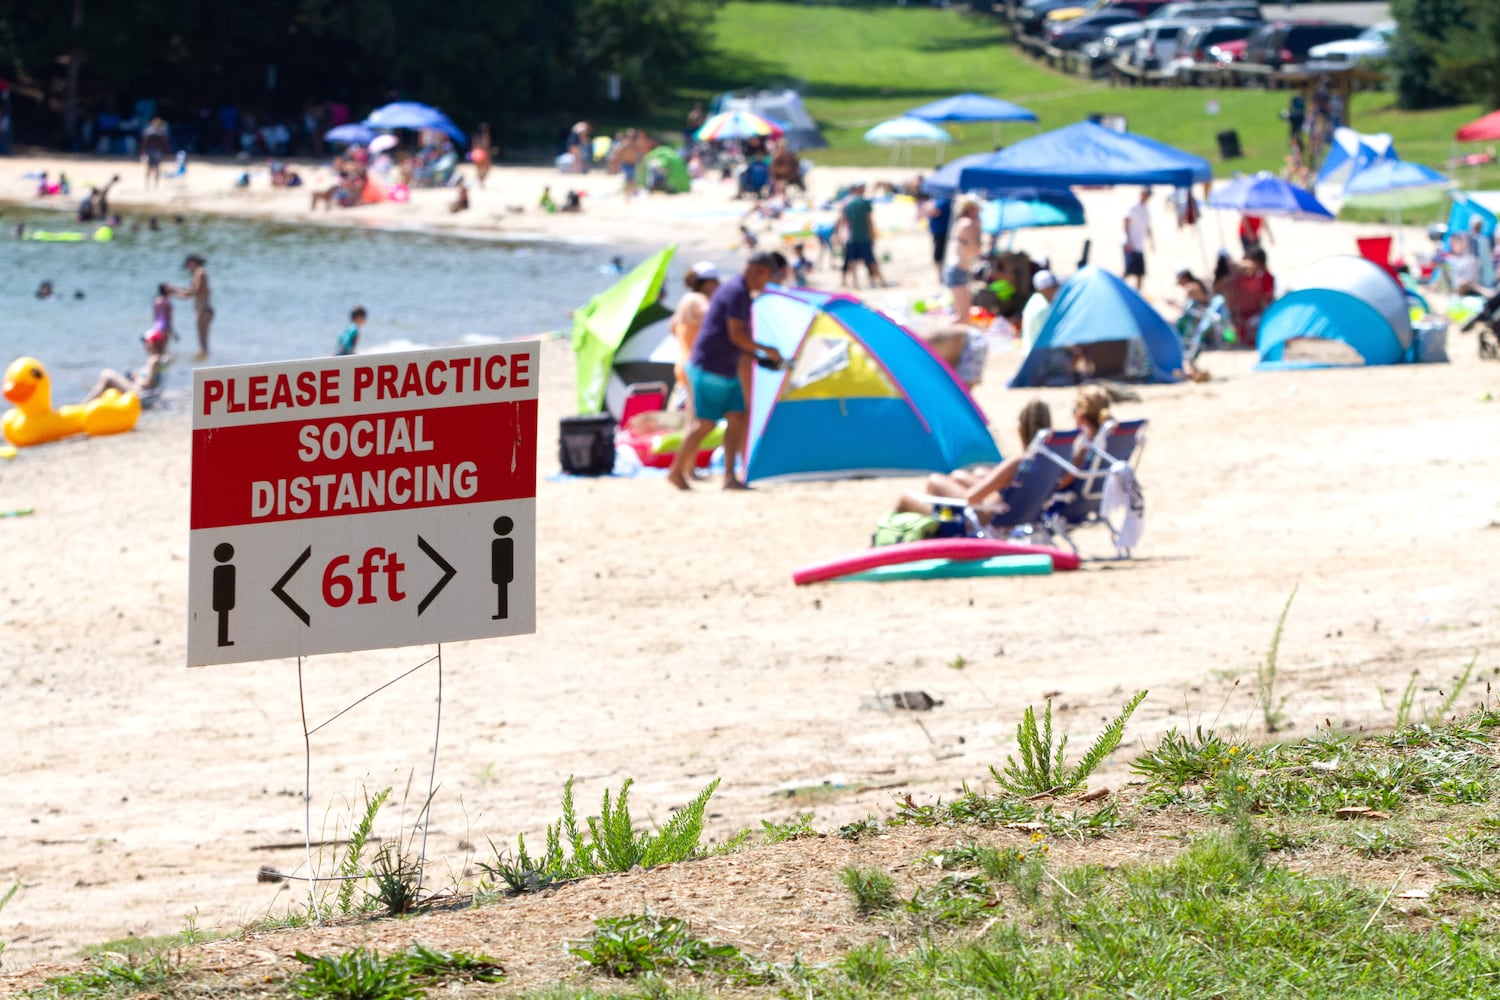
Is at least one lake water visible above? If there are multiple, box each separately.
[3,207,636,401]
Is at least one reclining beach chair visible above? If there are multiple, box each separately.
[925,429,1078,546]
[1039,418,1148,559]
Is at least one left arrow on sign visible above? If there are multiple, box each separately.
[417,536,456,616]
[272,546,312,626]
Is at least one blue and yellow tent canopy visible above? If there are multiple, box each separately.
[745,289,999,483]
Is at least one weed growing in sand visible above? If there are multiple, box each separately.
[760,812,818,843]
[840,866,898,916]
[482,777,720,895]
[837,815,881,841]
[569,913,749,979]
[1132,726,1242,787]
[1255,586,1297,732]
[290,943,502,999]
[991,690,1147,796]
[24,949,183,998]
[369,843,422,916]
[334,785,391,916]
[1389,653,1479,729]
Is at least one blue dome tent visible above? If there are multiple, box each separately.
[1256,256,1414,369]
[1009,267,1184,387]
[744,289,1000,483]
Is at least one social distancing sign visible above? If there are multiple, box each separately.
[188,345,538,666]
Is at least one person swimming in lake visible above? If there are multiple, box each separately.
[336,306,366,356]
[148,284,174,344]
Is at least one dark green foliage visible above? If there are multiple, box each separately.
[0,0,725,143]
[1390,0,1500,110]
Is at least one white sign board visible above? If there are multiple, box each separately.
[187,344,538,666]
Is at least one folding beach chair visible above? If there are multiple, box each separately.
[924,429,1078,546]
[1179,295,1227,360]
[1039,418,1148,559]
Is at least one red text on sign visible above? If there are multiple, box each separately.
[323,548,407,607]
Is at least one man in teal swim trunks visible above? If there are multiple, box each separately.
[667,251,785,491]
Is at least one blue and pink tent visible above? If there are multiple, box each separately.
[745,289,1000,483]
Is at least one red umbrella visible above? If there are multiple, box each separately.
[1456,110,1500,142]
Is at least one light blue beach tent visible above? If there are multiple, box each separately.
[1009,267,1183,387]
[744,289,1000,483]
[1256,256,1413,369]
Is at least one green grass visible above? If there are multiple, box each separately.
[660,2,1497,184]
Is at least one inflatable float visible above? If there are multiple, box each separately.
[2,357,141,446]
[793,537,1079,586]
[838,553,1054,582]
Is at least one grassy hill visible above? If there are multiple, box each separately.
[672,2,1494,183]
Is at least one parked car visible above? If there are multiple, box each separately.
[1165,19,1259,76]
[1242,20,1363,68]
[1017,0,1089,36]
[1130,16,1252,69]
[1043,0,1174,28]
[1081,21,1150,73]
[1208,37,1249,63]
[1146,0,1262,23]
[1307,20,1395,64]
[1048,9,1142,50]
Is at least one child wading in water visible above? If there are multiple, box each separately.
[336,306,366,356]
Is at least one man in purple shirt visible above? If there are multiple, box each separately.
[668,251,785,490]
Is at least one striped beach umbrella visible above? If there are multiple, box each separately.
[696,110,784,142]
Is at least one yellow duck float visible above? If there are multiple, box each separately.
[2,357,141,447]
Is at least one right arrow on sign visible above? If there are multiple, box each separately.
[417,536,455,616]
[272,547,312,626]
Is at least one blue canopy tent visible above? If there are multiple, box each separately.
[1009,267,1184,386]
[957,121,1211,191]
[363,102,467,145]
[922,152,997,197]
[744,289,1000,482]
[905,93,1038,124]
[1257,256,1414,370]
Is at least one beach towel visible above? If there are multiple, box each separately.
[1100,462,1144,553]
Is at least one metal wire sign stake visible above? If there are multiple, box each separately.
[185,344,539,917]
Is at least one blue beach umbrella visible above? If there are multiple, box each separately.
[1207,173,1335,220]
[324,123,378,145]
[364,102,468,145]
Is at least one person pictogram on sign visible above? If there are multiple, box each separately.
[213,542,237,646]
[491,517,514,620]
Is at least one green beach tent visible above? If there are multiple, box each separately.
[572,244,678,416]
[636,147,691,194]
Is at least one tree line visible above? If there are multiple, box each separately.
[1390,0,1500,111]
[0,0,725,147]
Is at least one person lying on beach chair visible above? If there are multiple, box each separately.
[895,399,1053,516]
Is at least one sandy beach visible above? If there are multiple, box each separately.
[2,152,1498,976]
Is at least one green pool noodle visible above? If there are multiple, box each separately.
[839,554,1054,582]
